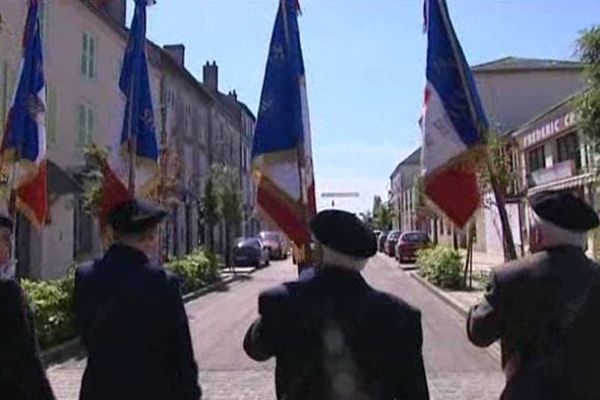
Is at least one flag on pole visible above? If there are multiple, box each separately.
[420,0,487,228]
[100,0,159,224]
[252,0,316,250]
[0,0,48,227]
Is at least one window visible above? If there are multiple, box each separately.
[439,219,444,235]
[46,86,58,144]
[556,132,581,170]
[446,220,451,235]
[0,61,15,132]
[81,32,97,79]
[527,145,546,172]
[78,103,95,146]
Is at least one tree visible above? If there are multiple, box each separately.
[479,131,518,261]
[577,26,600,143]
[372,195,392,230]
[201,176,219,253]
[211,164,242,270]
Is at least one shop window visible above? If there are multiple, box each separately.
[527,145,546,172]
[556,132,581,170]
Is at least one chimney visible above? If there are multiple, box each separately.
[228,90,238,101]
[163,44,185,67]
[203,61,218,92]
[92,0,126,26]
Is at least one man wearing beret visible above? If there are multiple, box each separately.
[74,199,201,400]
[244,209,429,399]
[0,214,56,400]
[468,190,600,399]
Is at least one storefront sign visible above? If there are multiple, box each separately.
[521,111,577,149]
[530,160,574,186]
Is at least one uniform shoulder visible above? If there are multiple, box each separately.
[0,278,23,297]
[491,252,550,285]
[257,281,302,314]
[368,288,422,321]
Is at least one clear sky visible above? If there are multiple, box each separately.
[139,0,600,214]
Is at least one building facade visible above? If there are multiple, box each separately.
[0,0,255,278]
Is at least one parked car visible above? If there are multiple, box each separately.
[233,237,270,268]
[259,231,289,260]
[378,231,390,253]
[385,230,401,257]
[395,231,431,263]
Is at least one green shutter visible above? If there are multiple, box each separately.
[87,106,94,144]
[81,33,88,77]
[78,104,86,146]
[89,36,96,79]
[46,86,57,144]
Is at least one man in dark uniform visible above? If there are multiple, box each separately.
[0,214,55,400]
[468,191,600,399]
[75,199,201,400]
[244,209,429,400]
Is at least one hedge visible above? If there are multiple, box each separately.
[22,248,219,350]
[416,246,464,290]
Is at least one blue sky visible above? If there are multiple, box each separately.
[139,0,600,213]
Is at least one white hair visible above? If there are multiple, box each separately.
[530,210,588,250]
[320,244,369,272]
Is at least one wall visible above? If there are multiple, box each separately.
[41,196,76,279]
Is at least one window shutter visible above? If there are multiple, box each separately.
[46,86,57,144]
[87,106,94,144]
[78,104,86,146]
[81,33,89,77]
[89,36,96,79]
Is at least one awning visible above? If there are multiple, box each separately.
[48,161,83,195]
[527,172,597,196]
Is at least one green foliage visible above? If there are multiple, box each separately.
[81,144,108,215]
[21,271,76,350]
[166,248,219,294]
[201,177,219,227]
[417,246,463,289]
[478,131,515,197]
[577,26,600,144]
[372,195,392,230]
[211,164,242,228]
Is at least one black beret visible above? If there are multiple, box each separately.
[529,191,599,232]
[309,210,377,259]
[107,199,167,234]
[0,213,13,230]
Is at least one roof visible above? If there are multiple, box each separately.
[390,147,421,179]
[472,57,582,73]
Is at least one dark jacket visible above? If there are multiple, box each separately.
[244,266,429,400]
[0,278,55,400]
[467,245,600,400]
[74,244,201,400]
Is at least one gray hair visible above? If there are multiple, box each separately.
[530,210,588,249]
[321,244,369,272]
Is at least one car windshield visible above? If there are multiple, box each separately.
[402,233,428,243]
[241,239,261,248]
[389,231,401,239]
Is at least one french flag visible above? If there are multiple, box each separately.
[0,0,48,227]
[421,0,488,228]
[252,0,316,251]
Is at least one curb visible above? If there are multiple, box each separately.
[410,272,502,360]
[43,270,255,367]
[410,272,469,318]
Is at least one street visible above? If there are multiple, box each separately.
[48,254,503,400]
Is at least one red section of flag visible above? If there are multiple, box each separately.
[424,166,480,228]
[257,185,310,247]
[100,161,132,227]
[17,161,47,227]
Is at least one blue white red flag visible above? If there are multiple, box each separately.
[101,0,159,223]
[252,0,316,248]
[0,0,47,227]
[421,0,487,228]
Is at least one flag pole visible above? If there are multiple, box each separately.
[280,0,312,273]
[436,0,516,261]
[127,81,136,195]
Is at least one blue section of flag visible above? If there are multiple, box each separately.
[119,0,158,162]
[1,0,44,162]
[426,0,488,146]
[252,0,305,158]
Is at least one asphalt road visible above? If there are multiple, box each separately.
[48,254,504,400]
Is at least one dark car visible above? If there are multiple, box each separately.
[233,238,270,268]
[259,231,289,260]
[395,231,430,263]
[378,231,390,253]
[384,230,401,257]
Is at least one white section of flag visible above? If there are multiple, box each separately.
[421,82,468,176]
